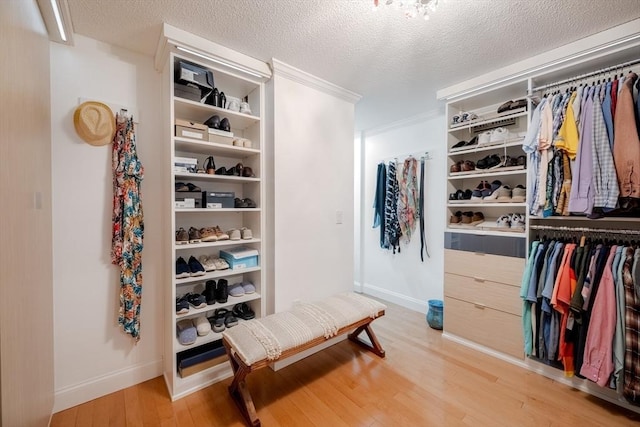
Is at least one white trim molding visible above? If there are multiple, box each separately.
[361,283,428,314]
[270,58,362,104]
[362,107,443,137]
[437,19,640,101]
[53,359,162,413]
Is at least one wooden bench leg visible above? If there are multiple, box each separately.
[224,341,261,427]
[348,322,386,358]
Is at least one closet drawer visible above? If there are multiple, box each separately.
[444,249,523,286]
[444,273,521,316]
[444,296,523,359]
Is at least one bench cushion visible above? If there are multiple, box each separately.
[222,292,386,366]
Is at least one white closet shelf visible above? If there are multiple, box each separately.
[448,168,526,180]
[445,227,526,238]
[174,172,260,183]
[174,97,260,131]
[447,202,527,208]
[448,109,527,132]
[175,266,261,285]
[448,139,525,156]
[174,238,261,251]
[176,293,262,321]
[175,318,251,351]
[175,208,261,213]
[175,137,260,157]
[529,216,640,223]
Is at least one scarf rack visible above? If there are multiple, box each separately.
[531,57,640,93]
[379,151,432,163]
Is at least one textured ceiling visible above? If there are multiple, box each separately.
[66,0,640,130]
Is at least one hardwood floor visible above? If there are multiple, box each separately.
[51,301,640,426]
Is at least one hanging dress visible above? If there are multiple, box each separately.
[111,113,144,340]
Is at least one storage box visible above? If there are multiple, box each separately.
[174,60,214,91]
[219,246,259,270]
[177,339,227,378]
[174,83,202,102]
[175,191,202,208]
[175,119,208,141]
[202,191,235,209]
[208,128,234,145]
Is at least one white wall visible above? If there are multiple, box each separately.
[50,35,163,412]
[0,1,54,425]
[270,71,357,312]
[358,113,446,313]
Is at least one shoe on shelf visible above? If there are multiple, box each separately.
[208,315,225,333]
[233,302,255,320]
[476,154,502,170]
[489,127,509,144]
[517,155,527,167]
[212,257,230,270]
[176,296,189,315]
[477,130,492,145]
[175,227,189,245]
[199,227,217,242]
[224,311,239,328]
[229,282,245,297]
[203,280,217,305]
[175,182,189,192]
[460,211,474,224]
[234,197,248,208]
[496,215,511,229]
[240,227,253,240]
[496,185,513,202]
[450,161,462,173]
[497,100,513,114]
[194,316,211,336]
[451,140,467,150]
[461,160,475,172]
[186,293,207,309]
[243,198,257,208]
[186,183,201,192]
[176,319,196,346]
[176,257,191,279]
[216,279,229,304]
[512,185,526,203]
[510,213,526,229]
[449,211,462,224]
[228,229,241,241]
[241,281,256,294]
[199,255,216,272]
[188,256,206,277]
[481,180,502,198]
[214,226,229,241]
[188,227,201,243]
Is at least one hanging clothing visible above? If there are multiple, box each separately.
[622,246,640,404]
[397,157,419,244]
[384,161,401,253]
[614,73,640,199]
[591,84,620,210]
[568,86,595,215]
[523,99,545,216]
[372,162,388,249]
[418,156,429,261]
[111,114,144,340]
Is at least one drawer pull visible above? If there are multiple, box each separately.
[473,277,486,283]
[473,303,486,309]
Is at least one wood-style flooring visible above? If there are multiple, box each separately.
[51,300,640,426]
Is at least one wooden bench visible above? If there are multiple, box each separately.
[222,293,386,426]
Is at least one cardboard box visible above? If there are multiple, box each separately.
[202,191,235,209]
[174,60,214,91]
[208,129,234,145]
[220,246,259,270]
[175,119,208,140]
[175,191,202,208]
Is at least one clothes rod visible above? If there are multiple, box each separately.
[380,151,432,163]
[530,224,640,236]
[531,57,640,93]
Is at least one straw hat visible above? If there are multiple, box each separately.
[73,101,115,146]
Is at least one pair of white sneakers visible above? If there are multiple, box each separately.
[228,227,253,241]
[497,213,525,229]
[478,127,510,145]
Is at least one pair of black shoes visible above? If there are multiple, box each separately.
[234,198,257,208]
[449,189,472,201]
[476,154,502,170]
[202,279,228,305]
[451,136,478,150]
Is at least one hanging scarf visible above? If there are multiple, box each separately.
[373,162,388,249]
[384,161,402,253]
[397,156,419,243]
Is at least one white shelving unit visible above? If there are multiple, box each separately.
[160,45,269,400]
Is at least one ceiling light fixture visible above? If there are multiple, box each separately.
[50,0,66,41]
[373,0,439,20]
[175,46,263,78]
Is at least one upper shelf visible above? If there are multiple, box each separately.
[175,137,260,157]
[174,172,260,184]
[448,109,527,133]
[174,97,260,131]
[448,139,525,156]
[448,167,526,180]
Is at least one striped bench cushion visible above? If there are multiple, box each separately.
[222,292,386,366]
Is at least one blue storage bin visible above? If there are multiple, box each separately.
[426,299,444,330]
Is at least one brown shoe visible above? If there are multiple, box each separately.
[470,212,485,225]
[175,227,189,245]
[461,160,475,172]
[450,161,462,173]
[188,227,201,243]
[199,227,217,242]
[461,211,474,224]
[214,226,229,241]
[449,211,462,224]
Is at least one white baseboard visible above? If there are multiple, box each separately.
[353,281,363,292]
[53,359,163,413]
[360,283,427,314]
